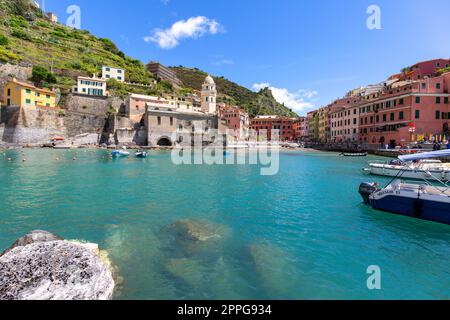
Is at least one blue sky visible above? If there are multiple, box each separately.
[40,0,450,115]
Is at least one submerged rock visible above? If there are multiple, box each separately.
[0,231,115,300]
[247,243,294,298]
[161,219,230,257]
[165,258,205,288]
[164,219,229,243]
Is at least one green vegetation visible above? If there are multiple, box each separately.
[171,66,298,117]
[438,67,450,75]
[106,79,158,99]
[0,46,19,62]
[0,0,297,117]
[11,28,32,41]
[0,0,155,93]
[30,66,56,87]
[0,33,9,45]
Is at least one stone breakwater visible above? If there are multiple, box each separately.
[0,231,115,300]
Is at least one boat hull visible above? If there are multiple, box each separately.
[371,195,450,225]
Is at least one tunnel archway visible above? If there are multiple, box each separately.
[157,137,173,147]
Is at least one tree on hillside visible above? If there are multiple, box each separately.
[30,66,56,87]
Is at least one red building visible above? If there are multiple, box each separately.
[250,116,300,141]
[359,72,450,148]
[396,59,449,81]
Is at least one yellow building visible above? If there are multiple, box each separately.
[318,106,331,143]
[2,79,57,109]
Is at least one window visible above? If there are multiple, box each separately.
[415,97,421,104]
[399,111,404,120]
[390,113,395,121]
[415,110,420,119]
[25,99,31,104]
[105,67,110,71]
[170,117,173,126]
[7,88,11,96]
[376,115,379,123]
[46,103,50,107]
[421,83,426,89]
[445,97,449,104]
[106,75,110,78]
[117,70,122,74]
[383,114,387,122]
[436,97,441,104]
[25,89,31,94]
[157,116,161,125]
[46,94,50,99]
[117,77,122,80]
[399,98,404,105]
[436,83,441,90]
[436,111,441,119]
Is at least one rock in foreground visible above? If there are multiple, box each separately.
[0,231,115,300]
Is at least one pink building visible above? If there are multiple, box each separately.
[218,104,250,141]
[329,97,361,142]
[126,93,171,123]
[295,117,307,141]
[359,72,450,148]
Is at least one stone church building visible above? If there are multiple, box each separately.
[145,75,222,147]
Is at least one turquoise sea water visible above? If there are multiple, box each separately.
[0,149,449,300]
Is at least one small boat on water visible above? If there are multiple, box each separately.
[364,159,450,181]
[112,150,130,157]
[135,151,148,158]
[341,152,367,157]
[359,150,450,225]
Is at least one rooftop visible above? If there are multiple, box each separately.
[10,79,55,95]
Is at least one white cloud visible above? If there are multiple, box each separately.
[252,83,318,113]
[212,59,234,66]
[145,16,224,49]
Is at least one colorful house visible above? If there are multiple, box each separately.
[74,76,107,97]
[2,79,56,109]
[102,66,125,82]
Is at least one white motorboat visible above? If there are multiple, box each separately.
[359,149,450,225]
[364,158,450,181]
[112,150,130,157]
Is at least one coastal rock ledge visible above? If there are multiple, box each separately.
[0,231,115,300]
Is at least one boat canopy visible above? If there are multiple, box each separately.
[398,149,450,162]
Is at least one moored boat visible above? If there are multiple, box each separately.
[112,150,130,157]
[135,151,148,158]
[341,152,367,157]
[359,150,450,225]
[364,159,450,181]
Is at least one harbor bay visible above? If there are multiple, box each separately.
[1,149,449,300]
